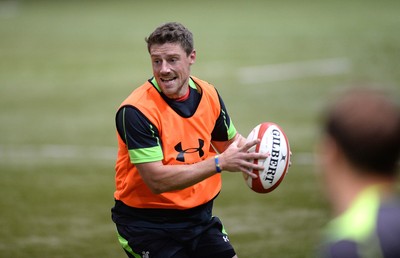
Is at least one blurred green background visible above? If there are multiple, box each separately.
[1,0,399,257]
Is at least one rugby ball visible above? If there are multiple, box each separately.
[244,122,291,193]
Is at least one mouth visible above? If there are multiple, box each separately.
[161,77,177,83]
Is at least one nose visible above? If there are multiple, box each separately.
[160,61,171,74]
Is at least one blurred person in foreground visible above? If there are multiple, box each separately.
[111,22,267,258]
[316,88,400,258]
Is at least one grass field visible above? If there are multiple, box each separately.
[1,0,399,257]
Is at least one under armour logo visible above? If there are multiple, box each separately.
[223,236,230,242]
[142,251,149,258]
[174,139,205,162]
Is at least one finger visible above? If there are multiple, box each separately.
[246,170,258,179]
[241,138,260,152]
[242,160,264,178]
[245,151,270,160]
[242,167,258,179]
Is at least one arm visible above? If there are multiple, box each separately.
[212,132,247,153]
[136,137,266,194]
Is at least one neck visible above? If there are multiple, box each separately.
[173,87,190,102]
[331,169,394,216]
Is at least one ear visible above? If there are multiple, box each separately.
[318,135,343,168]
[189,50,196,65]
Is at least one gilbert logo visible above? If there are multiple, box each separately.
[265,129,282,184]
[174,139,205,162]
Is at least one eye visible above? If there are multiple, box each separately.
[169,57,179,63]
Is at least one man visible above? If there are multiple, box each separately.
[111,22,267,258]
[316,88,400,258]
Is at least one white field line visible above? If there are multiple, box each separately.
[238,57,351,84]
[0,144,315,166]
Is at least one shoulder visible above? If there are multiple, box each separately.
[191,76,214,87]
[115,106,156,139]
[376,198,400,254]
[191,76,218,94]
[191,76,222,106]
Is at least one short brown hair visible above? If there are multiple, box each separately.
[145,22,194,56]
[324,88,400,174]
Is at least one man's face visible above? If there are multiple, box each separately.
[150,43,196,99]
